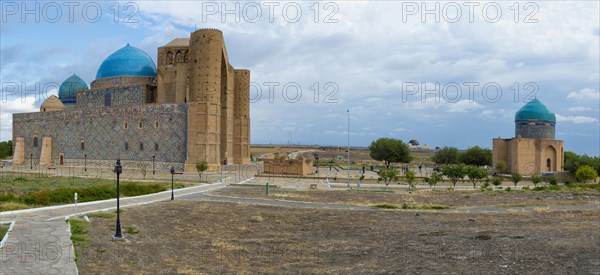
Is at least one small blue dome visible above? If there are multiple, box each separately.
[58,74,88,104]
[96,44,157,79]
[515,99,556,122]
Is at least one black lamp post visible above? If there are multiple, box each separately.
[114,159,124,239]
[152,156,155,175]
[30,154,33,169]
[84,155,87,172]
[314,153,319,174]
[170,166,175,200]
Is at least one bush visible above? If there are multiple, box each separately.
[576,165,598,183]
[505,187,512,192]
[20,183,167,206]
[492,177,502,186]
[545,176,558,185]
[531,175,542,187]
[372,203,399,209]
[522,186,529,190]
[564,180,571,186]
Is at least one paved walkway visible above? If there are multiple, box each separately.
[1,221,77,275]
[0,181,231,275]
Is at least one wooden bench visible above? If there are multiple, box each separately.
[309,184,318,189]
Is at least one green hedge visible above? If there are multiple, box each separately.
[7,183,167,206]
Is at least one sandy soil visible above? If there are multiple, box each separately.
[75,197,600,274]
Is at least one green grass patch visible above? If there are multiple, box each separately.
[372,203,400,209]
[0,201,31,212]
[69,218,90,261]
[533,184,599,192]
[0,224,9,241]
[402,203,451,210]
[125,227,139,234]
[0,173,178,194]
[87,211,115,219]
[0,182,168,211]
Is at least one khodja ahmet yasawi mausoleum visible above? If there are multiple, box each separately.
[12,29,250,172]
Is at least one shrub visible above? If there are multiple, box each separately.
[372,203,399,209]
[505,187,512,192]
[564,180,571,186]
[531,175,542,187]
[576,165,598,183]
[492,177,502,187]
[544,176,558,185]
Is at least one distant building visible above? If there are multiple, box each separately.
[492,99,564,175]
[12,29,250,172]
[263,153,314,176]
[407,139,430,150]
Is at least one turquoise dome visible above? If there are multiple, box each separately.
[58,74,88,104]
[95,44,157,79]
[515,99,556,122]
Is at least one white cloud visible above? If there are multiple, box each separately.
[0,96,39,140]
[446,100,483,113]
[567,106,591,112]
[556,114,599,124]
[567,88,600,100]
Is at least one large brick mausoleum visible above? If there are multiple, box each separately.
[12,29,250,172]
[492,99,564,175]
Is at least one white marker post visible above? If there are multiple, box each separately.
[74,192,78,217]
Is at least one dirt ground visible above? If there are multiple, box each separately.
[210,186,600,208]
[75,194,600,274]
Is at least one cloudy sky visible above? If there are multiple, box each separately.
[1,1,599,156]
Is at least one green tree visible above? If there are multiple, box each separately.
[459,146,492,166]
[576,165,598,183]
[442,164,466,189]
[464,165,488,188]
[378,166,400,187]
[432,147,460,165]
[195,161,209,182]
[564,151,600,176]
[531,175,542,187]
[369,138,411,167]
[427,171,442,190]
[405,171,416,190]
[0,140,12,159]
[510,172,523,188]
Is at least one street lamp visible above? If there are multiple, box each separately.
[84,155,87,172]
[114,159,124,239]
[152,156,155,175]
[30,154,33,170]
[170,166,175,200]
[347,109,350,189]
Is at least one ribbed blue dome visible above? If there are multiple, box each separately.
[96,44,157,79]
[58,74,88,104]
[515,99,556,122]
